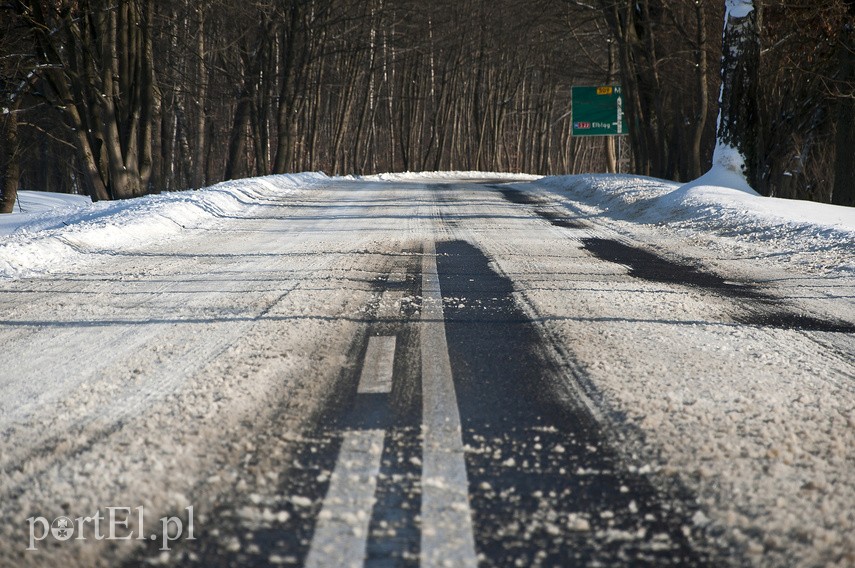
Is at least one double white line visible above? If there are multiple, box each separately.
[305,239,477,567]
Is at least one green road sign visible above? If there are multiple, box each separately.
[571,86,628,137]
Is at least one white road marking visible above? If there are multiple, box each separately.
[303,431,385,568]
[420,239,479,568]
[358,336,397,394]
[304,335,396,568]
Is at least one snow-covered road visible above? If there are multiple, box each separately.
[1,175,853,567]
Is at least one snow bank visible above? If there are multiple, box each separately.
[0,173,328,279]
[689,151,759,196]
[536,174,855,275]
[4,190,93,216]
[4,170,851,279]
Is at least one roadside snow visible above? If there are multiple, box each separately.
[534,174,855,275]
[3,171,852,279]
[0,173,328,279]
[683,158,759,196]
[2,190,92,219]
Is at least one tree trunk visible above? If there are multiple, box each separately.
[691,0,710,179]
[832,10,855,207]
[602,1,653,176]
[273,1,306,174]
[0,107,21,214]
[713,0,760,188]
[225,95,252,180]
[139,0,160,194]
[193,5,209,189]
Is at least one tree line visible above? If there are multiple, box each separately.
[1,0,854,211]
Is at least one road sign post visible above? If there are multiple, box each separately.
[571,86,628,137]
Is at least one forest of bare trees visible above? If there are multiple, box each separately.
[1,0,854,209]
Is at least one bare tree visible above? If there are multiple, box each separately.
[15,0,160,200]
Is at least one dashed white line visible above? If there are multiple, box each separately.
[304,335,396,568]
[358,336,397,394]
[303,430,384,568]
[420,239,479,568]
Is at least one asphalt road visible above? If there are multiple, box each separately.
[1,177,853,567]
